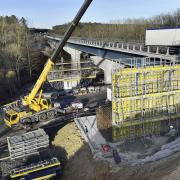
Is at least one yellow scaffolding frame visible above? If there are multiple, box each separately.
[112,65,180,98]
[112,65,180,142]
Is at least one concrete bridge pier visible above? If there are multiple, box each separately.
[62,46,82,89]
[63,46,82,71]
[90,56,124,84]
[62,46,124,85]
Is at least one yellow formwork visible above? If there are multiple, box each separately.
[112,90,180,123]
[112,65,180,142]
[113,120,162,142]
[112,65,180,98]
[113,117,180,142]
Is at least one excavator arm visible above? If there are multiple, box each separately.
[23,0,93,106]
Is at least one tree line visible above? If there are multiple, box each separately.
[0,15,47,103]
[52,8,180,42]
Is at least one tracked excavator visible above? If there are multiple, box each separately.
[3,0,93,127]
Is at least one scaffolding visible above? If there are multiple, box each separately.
[47,59,99,83]
[112,64,180,142]
[47,59,100,89]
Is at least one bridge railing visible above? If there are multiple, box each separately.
[69,38,179,58]
[111,57,180,68]
[46,35,179,60]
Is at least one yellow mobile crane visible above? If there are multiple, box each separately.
[3,0,93,127]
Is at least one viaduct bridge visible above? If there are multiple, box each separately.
[46,35,180,84]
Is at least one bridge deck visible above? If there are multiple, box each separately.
[46,36,179,62]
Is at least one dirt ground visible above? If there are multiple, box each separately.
[52,122,180,180]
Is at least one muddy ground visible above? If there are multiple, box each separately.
[52,122,180,180]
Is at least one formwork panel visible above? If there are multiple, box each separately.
[113,120,164,142]
[112,91,180,123]
[112,65,180,99]
[112,65,180,142]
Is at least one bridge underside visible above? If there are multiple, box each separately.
[67,43,142,61]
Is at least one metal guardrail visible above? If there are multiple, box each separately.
[72,39,178,57]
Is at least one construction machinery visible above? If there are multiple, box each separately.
[10,157,61,180]
[0,129,61,180]
[3,0,93,127]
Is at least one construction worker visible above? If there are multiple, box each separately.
[167,125,177,142]
[85,125,88,134]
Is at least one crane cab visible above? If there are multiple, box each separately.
[4,110,20,127]
[4,109,32,127]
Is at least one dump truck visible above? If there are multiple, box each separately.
[2,0,93,127]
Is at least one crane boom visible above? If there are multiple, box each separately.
[24,0,93,105]
[51,0,93,61]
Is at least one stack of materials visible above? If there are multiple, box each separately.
[7,129,49,160]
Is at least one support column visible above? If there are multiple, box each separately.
[140,45,143,51]
[63,46,82,89]
[64,46,82,72]
[156,46,159,54]
[91,56,124,84]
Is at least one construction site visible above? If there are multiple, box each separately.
[1,0,180,179]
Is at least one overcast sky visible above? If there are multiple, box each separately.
[1,0,180,28]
